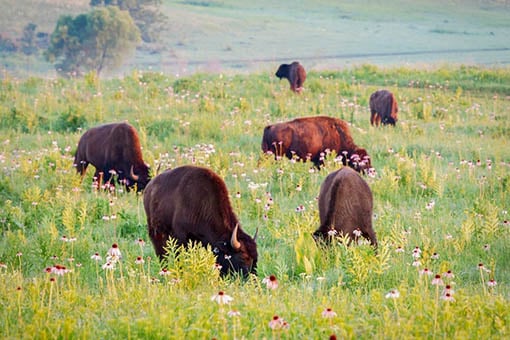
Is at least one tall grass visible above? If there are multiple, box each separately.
[0,64,509,338]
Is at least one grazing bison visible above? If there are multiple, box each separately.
[143,165,258,277]
[313,167,377,247]
[73,122,151,191]
[261,116,371,172]
[369,89,398,126]
[275,61,306,93]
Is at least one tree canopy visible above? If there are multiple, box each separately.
[45,6,140,77]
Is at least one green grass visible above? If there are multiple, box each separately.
[0,64,509,338]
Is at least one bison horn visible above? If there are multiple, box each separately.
[130,165,139,181]
[230,224,241,250]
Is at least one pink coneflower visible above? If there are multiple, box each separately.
[295,184,302,192]
[235,192,241,199]
[52,264,70,276]
[412,248,421,259]
[443,270,455,279]
[91,253,102,261]
[443,285,455,296]
[441,293,455,302]
[353,228,362,238]
[135,256,144,265]
[269,315,285,330]
[60,235,68,242]
[135,238,145,247]
[385,289,400,299]
[412,260,421,267]
[395,246,405,253]
[262,275,279,290]
[431,274,444,286]
[107,243,122,262]
[431,252,440,260]
[211,291,233,305]
[483,244,490,251]
[420,268,433,276]
[102,261,115,270]
[213,263,222,271]
[0,262,7,269]
[321,308,337,318]
[478,263,491,273]
[295,205,305,213]
[228,310,241,317]
[159,268,171,276]
[487,279,497,287]
[327,229,338,237]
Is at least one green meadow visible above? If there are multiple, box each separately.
[0,64,509,338]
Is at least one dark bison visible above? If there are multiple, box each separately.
[143,165,258,277]
[275,61,306,93]
[261,116,371,172]
[73,122,151,191]
[369,89,398,126]
[313,166,377,246]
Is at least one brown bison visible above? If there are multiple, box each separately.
[73,122,151,191]
[369,89,398,126]
[313,167,377,246]
[143,165,258,277]
[261,116,371,172]
[275,61,306,93]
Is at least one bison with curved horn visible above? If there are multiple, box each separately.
[261,116,371,172]
[73,122,151,192]
[143,165,258,277]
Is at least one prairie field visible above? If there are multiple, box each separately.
[0,64,509,338]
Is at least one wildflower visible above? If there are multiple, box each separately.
[385,289,400,299]
[420,268,433,276]
[321,308,337,318]
[235,192,241,199]
[295,205,305,212]
[213,263,222,271]
[211,291,233,305]
[16,252,22,257]
[431,274,444,286]
[431,252,440,260]
[353,228,362,238]
[443,270,455,279]
[0,262,7,269]
[52,264,70,276]
[441,293,455,302]
[395,246,405,253]
[487,279,497,287]
[412,247,421,258]
[102,262,115,270]
[445,234,453,240]
[228,310,241,317]
[483,244,490,251]
[327,229,338,237]
[443,285,455,296]
[295,184,302,191]
[412,260,421,267]
[91,253,102,261]
[61,235,68,242]
[478,263,491,273]
[159,268,171,276]
[135,256,144,265]
[107,243,122,262]
[262,275,279,290]
[269,315,286,330]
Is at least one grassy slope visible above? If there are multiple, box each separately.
[1,0,510,76]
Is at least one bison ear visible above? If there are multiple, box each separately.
[231,224,242,250]
[130,165,139,181]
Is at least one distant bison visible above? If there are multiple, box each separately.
[143,165,258,277]
[313,167,377,246]
[275,61,306,93]
[73,122,151,191]
[261,116,371,172]
[369,89,398,126]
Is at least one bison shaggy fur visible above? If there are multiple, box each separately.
[369,89,398,126]
[261,116,371,172]
[313,166,377,246]
[73,122,150,191]
[143,165,258,277]
[275,61,306,93]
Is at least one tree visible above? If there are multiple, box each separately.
[45,6,140,77]
[90,0,166,43]
[20,23,38,56]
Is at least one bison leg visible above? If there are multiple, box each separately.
[363,229,378,248]
[149,231,170,261]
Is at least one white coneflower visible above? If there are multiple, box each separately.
[211,291,233,305]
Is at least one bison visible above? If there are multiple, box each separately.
[73,122,151,192]
[369,89,398,126]
[143,165,258,277]
[261,116,371,172]
[275,61,306,93]
[313,166,377,247]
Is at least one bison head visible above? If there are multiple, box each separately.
[127,164,151,192]
[213,225,258,277]
[275,64,289,80]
